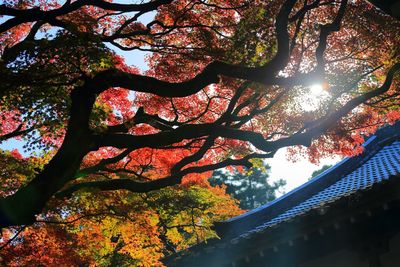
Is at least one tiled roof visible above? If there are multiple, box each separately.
[165,122,400,265]
[237,140,400,240]
[216,121,400,241]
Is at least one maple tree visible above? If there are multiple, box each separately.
[0,150,241,265]
[0,0,400,265]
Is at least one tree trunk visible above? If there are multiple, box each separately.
[0,87,96,227]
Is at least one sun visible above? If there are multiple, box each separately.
[310,84,325,96]
[298,83,330,111]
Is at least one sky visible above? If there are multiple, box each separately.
[265,149,340,194]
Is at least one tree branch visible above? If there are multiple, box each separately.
[0,0,174,33]
[56,153,273,197]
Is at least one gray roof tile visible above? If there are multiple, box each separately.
[214,122,400,240]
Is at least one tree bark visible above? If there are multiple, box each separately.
[0,87,96,227]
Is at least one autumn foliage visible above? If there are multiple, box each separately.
[0,0,399,265]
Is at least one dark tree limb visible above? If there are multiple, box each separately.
[0,0,174,34]
[56,153,273,198]
[315,0,348,74]
[0,85,97,227]
[0,124,34,143]
[367,0,400,20]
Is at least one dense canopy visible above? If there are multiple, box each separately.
[0,0,399,265]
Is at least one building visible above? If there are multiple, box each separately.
[164,122,400,267]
